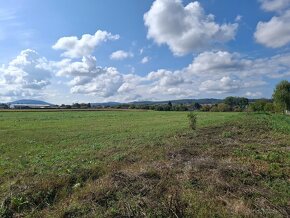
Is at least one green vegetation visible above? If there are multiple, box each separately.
[224,96,249,110]
[187,112,197,130]
[0,111,289,217]
[273,80,290,113]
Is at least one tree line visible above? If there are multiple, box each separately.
[108,80,290,113]
[1,80,289,113]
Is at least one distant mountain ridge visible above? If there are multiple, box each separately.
[92,99,224,107]
[9,99,53,105]
[129,98,223,105]
[5,98,270,107]
[91,98,270,107]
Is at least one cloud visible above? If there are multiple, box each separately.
[255,9,290,48]
[245,91,263,97]
[69,68,124,97]
[199,76,242,93]
[148,69,184,87]
[55,55,125,97]
[235,15,243,22]
[52,30,120,58]
[56,56,107,77]
[186,51,290,79]
[0,9,16,22]
[3,47,290,102]
[52,49,290,101]
[0,9,35,44]
[255,0,290,48]
[187,51,245,75]
[110,50,134,60]
[145,50,290,96]
[141,56,150,64]
[259,0,290,12]
[144,0,238,55]
[0,49,52,101]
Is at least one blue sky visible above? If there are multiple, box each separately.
[1,0,290,104]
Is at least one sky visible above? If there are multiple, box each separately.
[1,0,290,104]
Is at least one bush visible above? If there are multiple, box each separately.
[187,113,197,130]
[274,103,284,113]
[200,105,211,112]
[264,103,274,112]
[210,106,219,112]
[217,103,231,112]
[249,100,268,112]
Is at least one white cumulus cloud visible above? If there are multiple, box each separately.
[255,9,290,48]
[53,50,290,101]
[141,56,150,64]
[199,76,242,94]
[255,0,290,48]
[3,48,290,102]
[245,91,263,97]
[55,55,125,97]
[259,0,290,12]
[110,50,134,60]
[0,49,52,101]
[144,0,238,55]
[52,30,120,58]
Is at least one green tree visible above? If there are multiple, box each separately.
[238,97,249,110]
[272,80,290,113]
[201,105,211,112]
[249,100,267,112]
[224,97,236,108]
[217,103,231,112]
[264,103,274,112]
[210,105,219,112]
[224,96,249,110]
[192,102,201,110]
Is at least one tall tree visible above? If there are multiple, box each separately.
[273,80,290,113]
[224,96,249,109]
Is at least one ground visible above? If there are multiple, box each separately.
[0,111,289,217]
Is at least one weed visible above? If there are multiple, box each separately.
[222,131,233,138]
[187,112,197,130]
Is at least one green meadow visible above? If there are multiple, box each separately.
[0,111,289,217]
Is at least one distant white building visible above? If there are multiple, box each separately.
[10,104,52,109]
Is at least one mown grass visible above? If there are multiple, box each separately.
[0,111,289,217]
[0,111,240,179]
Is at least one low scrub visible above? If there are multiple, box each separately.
[187,112,197,130]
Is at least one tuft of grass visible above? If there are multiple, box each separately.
[221,131,234,138]
[187,112,197,130]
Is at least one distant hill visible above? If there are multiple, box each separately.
[91,102,122,107]
[9,99,53,105]
[91,99,224,107]
[91,98,271,107]
[129,98,224,105]
[6,98,270,107]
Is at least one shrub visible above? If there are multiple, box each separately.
[210,106,219,112]
[264,103,274,112]
[201,105,211,112]
[249,100,268,112]
[217,103,231,112]
[273,80,290,113]
[187,113,197,130]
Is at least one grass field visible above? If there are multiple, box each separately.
[0,111,289,217]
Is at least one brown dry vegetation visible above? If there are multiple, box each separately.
[1,113,290,217]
